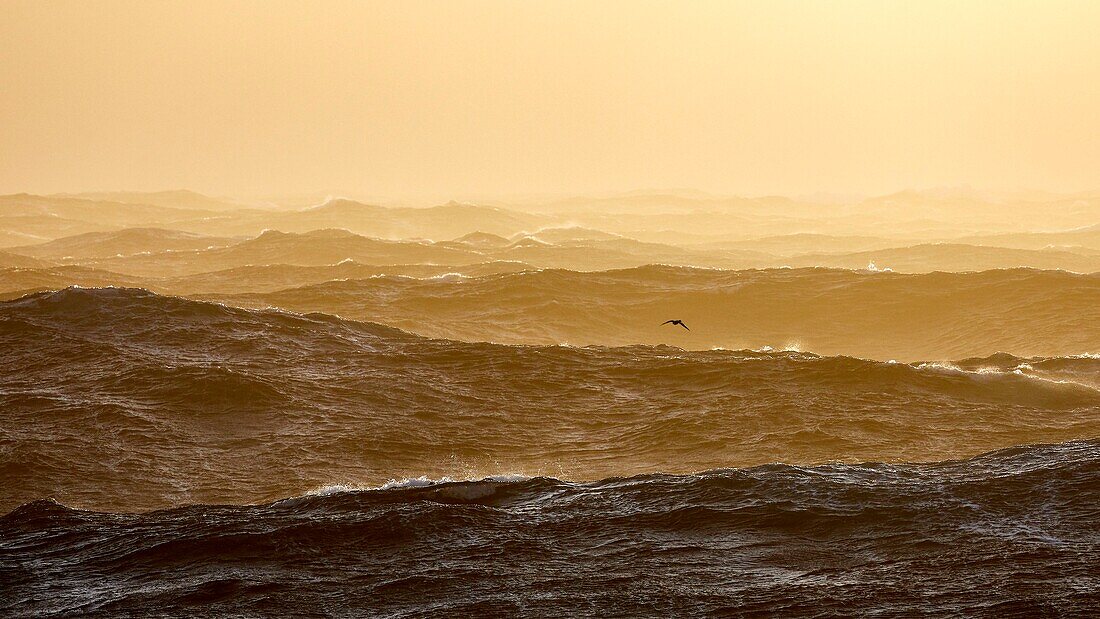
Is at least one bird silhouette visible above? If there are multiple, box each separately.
[662,319,690,331]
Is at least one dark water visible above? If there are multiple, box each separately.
[1,287,1099,616]
[3,441,1099,617]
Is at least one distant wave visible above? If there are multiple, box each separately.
[205,264,1100,360]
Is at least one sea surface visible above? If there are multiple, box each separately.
[2,287,1099,616]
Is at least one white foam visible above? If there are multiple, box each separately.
[914,361,965,374]
[303,473,536,497]
[426,272,470,282]
[378,475,452,490]
[304,484,366,496]
[751,343,803,354]
[482,473,532,483]
[914,360,1100,392]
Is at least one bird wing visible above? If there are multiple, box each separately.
[679,322,690,330]
[661,320,675,325]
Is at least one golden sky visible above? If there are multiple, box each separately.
[2,1,1098,200]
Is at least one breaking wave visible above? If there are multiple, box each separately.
[2,441,1098,616]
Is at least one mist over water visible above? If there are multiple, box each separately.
[5,1,1100,612]
[1,189,1098,617]
[210,265,1100,360]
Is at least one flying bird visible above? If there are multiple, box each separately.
[662,319,690,331]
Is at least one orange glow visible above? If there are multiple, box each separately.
[2,1,1098,199]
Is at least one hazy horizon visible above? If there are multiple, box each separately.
[12,183,1100,209]
[3,3,1098,616]
[4,1,1100,199]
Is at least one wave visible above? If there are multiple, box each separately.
[2,287,1098,515]
[263,438,1100,510]
[206,265,1100,360]
[2,441,1098,616]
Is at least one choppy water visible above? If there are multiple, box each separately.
[1,287,1099,616]
[3,442,1099,616]
[210,265,1100,359]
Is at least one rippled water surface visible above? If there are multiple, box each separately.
[1,287,1098,616]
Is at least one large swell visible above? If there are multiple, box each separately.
[2,441,1098,617]
[1,287,1098,513]
[2,287,1099,617]
[208,265,1100,360]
